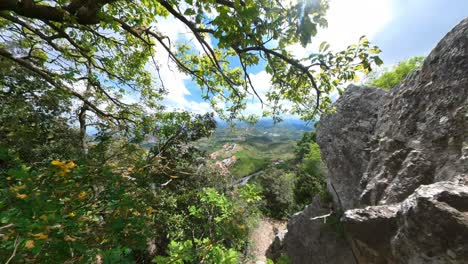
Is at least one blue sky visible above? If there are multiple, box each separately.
[373,0,468,64]
[140,0,468,116]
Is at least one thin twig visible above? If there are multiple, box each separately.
[5,235,20,264]
[160,179,172,187]
[0,224,15,231]
[310,212,332,223]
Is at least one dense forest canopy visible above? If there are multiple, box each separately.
[0,0,382,263]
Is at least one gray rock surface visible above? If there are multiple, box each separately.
[344,180,468,264]
[317,85,387,210]
[278,196,356,264]
[391,180,468,264]
[283,18,468,264]
[342,204,399,263]
[360,17,468,206]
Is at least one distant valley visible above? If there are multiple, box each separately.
[196,119,313,178]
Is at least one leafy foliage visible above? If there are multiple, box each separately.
[154,239,239,264]
[258,169,296,219]
[0,145,261,262]
[294,131,317,161]
[188,186,262,251]
[294,137,327,207]
[0,59,82,164]
[0,56,246,262]
[0,0,382,124]
[256,131,326,219]
[0,0,383,262]
[156,185,262,263]
[367,56,425,90]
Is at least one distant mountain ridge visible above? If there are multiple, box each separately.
[216,118,314,131]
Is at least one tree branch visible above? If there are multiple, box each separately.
[237,45,322,115]
[157,0,242,96]
[0,0,117,25]
[0,47,123,122]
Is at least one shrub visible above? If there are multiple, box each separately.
[258,169,296,219]
[154,239,239,264]
[294,142,327,207]
[0,146,262,263]
[367,56,425,90]
[157,184,262,263]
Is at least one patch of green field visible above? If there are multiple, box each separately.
[230,146,270,178]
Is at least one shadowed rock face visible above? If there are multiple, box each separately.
[343,180,468,263]
[270,196,357,264]
[391,181,468,263]
[282,18,468,263]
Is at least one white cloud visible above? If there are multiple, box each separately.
[249,70,271,97]
[288,0,394,57]
[155,16,210,55]
[241,71,271,115]
[147,16,213,114]
[243,70,300,117]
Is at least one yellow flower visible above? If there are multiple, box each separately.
[51,160,76,176]
[25,240,35,249]
[39,215,48,221]
[16,193,28,199]
[65,161,76,169]
[68,212,76,218]
[78,191,87,200]
[51,160,65,166]
[239,224,246,230]
[33,233,48,240]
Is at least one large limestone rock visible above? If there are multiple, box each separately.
[317,85,387,210]
[360,17,468,206]
[344,180,468,263]
[277,197,357,264]
[282,18,468,263]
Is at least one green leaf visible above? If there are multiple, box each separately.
[372,56,384,66]
[369,46,382,54]
[319,41,330,52]
[300,18,316,47]
[184,8,195,16]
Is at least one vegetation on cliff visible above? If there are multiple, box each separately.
[367,56,425,90]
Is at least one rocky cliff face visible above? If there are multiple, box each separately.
[269,197,357,263]
[279,18,468,263]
